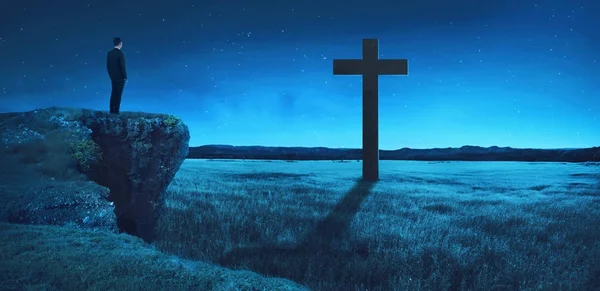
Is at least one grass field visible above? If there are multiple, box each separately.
[0,222,308,291]
[0,152,308,291]
[156,159,600,291]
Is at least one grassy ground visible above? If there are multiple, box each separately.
[0,222,308,290]
[156,159,600,291]
[0,145,307,290]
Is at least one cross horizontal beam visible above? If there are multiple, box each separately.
[333,59,408,75]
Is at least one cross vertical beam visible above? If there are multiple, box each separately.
[333,39,409,181]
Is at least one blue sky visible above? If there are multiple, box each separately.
[0,0,598,149]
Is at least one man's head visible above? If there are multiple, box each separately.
[113,37,123,49]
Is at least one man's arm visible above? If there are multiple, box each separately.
[119,52,128,80]
[106,55,111,76]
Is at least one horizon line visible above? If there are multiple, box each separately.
[189,144,597,150]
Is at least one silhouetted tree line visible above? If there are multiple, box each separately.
[187,145,600,162]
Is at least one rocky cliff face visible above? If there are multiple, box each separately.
[0,107,190,243]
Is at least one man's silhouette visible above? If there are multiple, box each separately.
[106,37,127,114]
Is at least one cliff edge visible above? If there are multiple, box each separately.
[0,107,189,243]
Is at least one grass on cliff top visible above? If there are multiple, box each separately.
[0,107,183,182]
[0,107,180,122]
[157,159,600,291]
[0,222,307,291]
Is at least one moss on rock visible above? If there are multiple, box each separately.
[163,115,181,127]
[70,139,103,173]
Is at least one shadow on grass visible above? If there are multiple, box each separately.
[217,179,376,286]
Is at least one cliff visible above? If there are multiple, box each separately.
[0,107,189,243]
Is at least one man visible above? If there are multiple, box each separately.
[106,37,127,114]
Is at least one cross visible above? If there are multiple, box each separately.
[333,38,409,181]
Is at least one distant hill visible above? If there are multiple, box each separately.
[187,145,600,162]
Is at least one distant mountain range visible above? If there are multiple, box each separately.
[187,145,600,162]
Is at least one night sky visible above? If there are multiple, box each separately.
[1,0,598,149]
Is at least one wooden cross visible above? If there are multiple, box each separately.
[333,39,408,181]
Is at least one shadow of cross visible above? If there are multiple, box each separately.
[218,180,377,287]
[333,38,409,181]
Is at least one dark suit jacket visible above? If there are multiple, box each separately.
[106,48,127,82]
